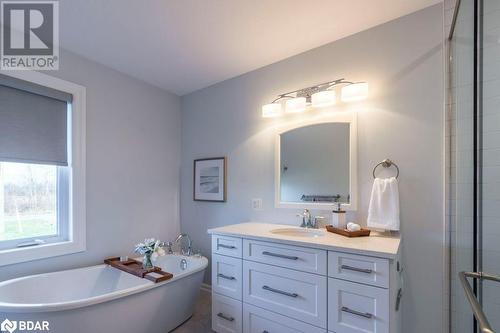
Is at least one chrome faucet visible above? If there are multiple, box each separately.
[297,209,313,228]
[160,241,173,254]
[175,233,192,256]
[296,209,323,228]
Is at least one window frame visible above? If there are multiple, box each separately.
[0,71,86,266]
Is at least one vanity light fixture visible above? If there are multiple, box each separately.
[261,78,368,117]
[341,82,369,102]
[262,102,283,118]
[285,97,307,113]
[311,90,336,108]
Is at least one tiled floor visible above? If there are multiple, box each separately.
[171,289,213,333]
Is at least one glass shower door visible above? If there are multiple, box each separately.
[449,0,500,332]
[479,0,500,330]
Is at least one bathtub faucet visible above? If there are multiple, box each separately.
[159,241,174,254]
[175,234,192,256]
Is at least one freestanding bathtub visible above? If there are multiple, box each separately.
[0,254,208,333]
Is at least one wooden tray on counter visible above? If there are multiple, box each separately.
[104,257,173,283]
[326,225,371,238]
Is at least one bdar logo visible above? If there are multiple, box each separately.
[1,319,17,333]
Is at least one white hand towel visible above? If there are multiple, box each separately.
[367,177,400,231]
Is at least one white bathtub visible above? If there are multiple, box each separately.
[0,254,208,333]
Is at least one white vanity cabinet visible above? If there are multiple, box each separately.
[209,223,401,333]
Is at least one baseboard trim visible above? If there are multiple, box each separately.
[200,282,212,293]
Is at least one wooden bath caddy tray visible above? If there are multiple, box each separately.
[104,257,173,283]
[326,225,371,238]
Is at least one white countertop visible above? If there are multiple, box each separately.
[208,222,401,259]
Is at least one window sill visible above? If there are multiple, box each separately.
[0,239,86,267]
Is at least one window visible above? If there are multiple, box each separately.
[0,162,64,248]
[0,71,86,266]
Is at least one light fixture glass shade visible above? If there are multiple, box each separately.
[341,82,369,102]
[311,90,336,108]
[285,97,307,113]
[262,103,283,117]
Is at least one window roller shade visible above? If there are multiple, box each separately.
[0,75,73,103]
[0,75,70,166]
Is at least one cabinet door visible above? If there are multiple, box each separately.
[243,239,327,275]
[212,254,242,300]
[328,278,389,333]
[213,235,243,258]
[243,303,326,333]
[243,261,327,328]
[328,251,389,288]
[212,293,242,333]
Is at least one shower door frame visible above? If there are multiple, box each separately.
[448,0,483,332]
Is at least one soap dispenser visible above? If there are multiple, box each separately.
[332,202,347,229]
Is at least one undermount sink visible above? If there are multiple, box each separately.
[270,227,325,238]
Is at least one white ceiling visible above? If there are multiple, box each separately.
[60,0,442,96]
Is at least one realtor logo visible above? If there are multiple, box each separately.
[1,0,59,70]
[1,319,17,333]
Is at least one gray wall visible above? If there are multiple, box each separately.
[181,5,444,333]
[0,49,182,281]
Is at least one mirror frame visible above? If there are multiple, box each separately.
[274,112,358,210]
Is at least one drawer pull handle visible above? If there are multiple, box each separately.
[341,264,373,274]
[218,244,236,249]
[217,312,235,322]
[341,306,373,319]
[262,251,299,260]
[262,285,298,298]
[217,273,236,280]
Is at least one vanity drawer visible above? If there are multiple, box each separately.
[213,235,243,258]
[212,254,242,300]
[328,278,389,333]
[243,261,327,328]
[328,251,389,288]
[243,239,327,275]
[212,293,243,333]
[243,303,326,333]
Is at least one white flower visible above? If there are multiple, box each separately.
[134,238,166,257]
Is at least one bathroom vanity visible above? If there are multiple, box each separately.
[208,109,402,333]
[208,223,401,333]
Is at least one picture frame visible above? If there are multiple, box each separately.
[193,157,227,202]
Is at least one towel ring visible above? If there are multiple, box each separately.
[372,159,399,179]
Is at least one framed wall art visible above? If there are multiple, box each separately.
[193,157,226,202]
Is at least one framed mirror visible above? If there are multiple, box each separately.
[275,113,357,210]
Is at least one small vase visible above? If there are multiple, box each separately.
[143,253,153,270]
